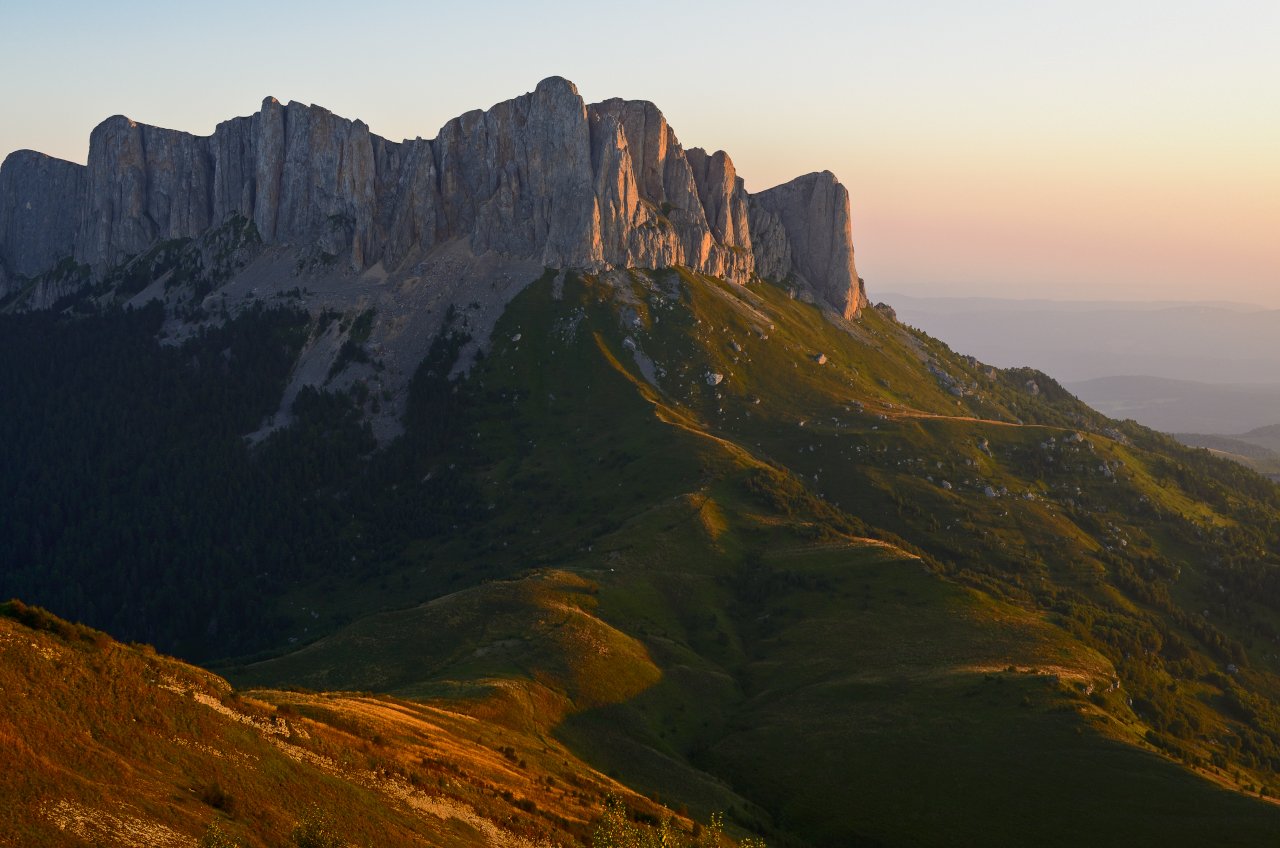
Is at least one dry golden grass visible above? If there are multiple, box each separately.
[0,605,703,848]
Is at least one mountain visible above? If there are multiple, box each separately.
[883,293,1280,385]
[1,77,863,442]
[0,77,862,317]
[4,79,1280,846]
[1068,375,1280,434]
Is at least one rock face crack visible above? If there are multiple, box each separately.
[0,76,864,316]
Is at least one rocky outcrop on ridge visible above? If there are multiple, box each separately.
[750,171,865,317]
[0,77,865,316]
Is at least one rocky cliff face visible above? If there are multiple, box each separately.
[0,77,864,316]
[751,171,866,318]
[0,150,84,296]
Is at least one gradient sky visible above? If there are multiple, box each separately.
[2,1,1276,305]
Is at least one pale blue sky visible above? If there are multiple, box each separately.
[2,1,1277,304]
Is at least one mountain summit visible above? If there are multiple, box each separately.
[0,77,865,317]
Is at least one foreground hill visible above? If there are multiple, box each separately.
[0,600,748,847]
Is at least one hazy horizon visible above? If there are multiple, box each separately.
[3,1,1276,306]
[879,291,1277,311]
[888,293,1280,395]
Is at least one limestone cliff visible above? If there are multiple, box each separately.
[0,150,84,296]
[0,77,864,315]
[750,171,866,319]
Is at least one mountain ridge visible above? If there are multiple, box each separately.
[0,77,865,317]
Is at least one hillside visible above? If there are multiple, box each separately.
[1176,426,1280,481]
[1241,424,1280,455]
[0,600,757,847]
[1174,434,1280,478]
[6,260,1280,844]
[215,267,1280,846]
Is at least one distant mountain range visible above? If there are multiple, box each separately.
[884,293,1280,444]
[883,293,1280,385]
[1065,375,1280,434]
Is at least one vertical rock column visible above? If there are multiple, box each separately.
[750,171,865,318]
[0,150,85,285]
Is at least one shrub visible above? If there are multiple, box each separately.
[198,820,242,848]
[292,805,343,848]
[195,780,236,814]
[0,599,106,647]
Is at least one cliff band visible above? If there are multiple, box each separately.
[0,78,865,317]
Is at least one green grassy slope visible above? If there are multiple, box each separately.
[237,269,1280,846]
